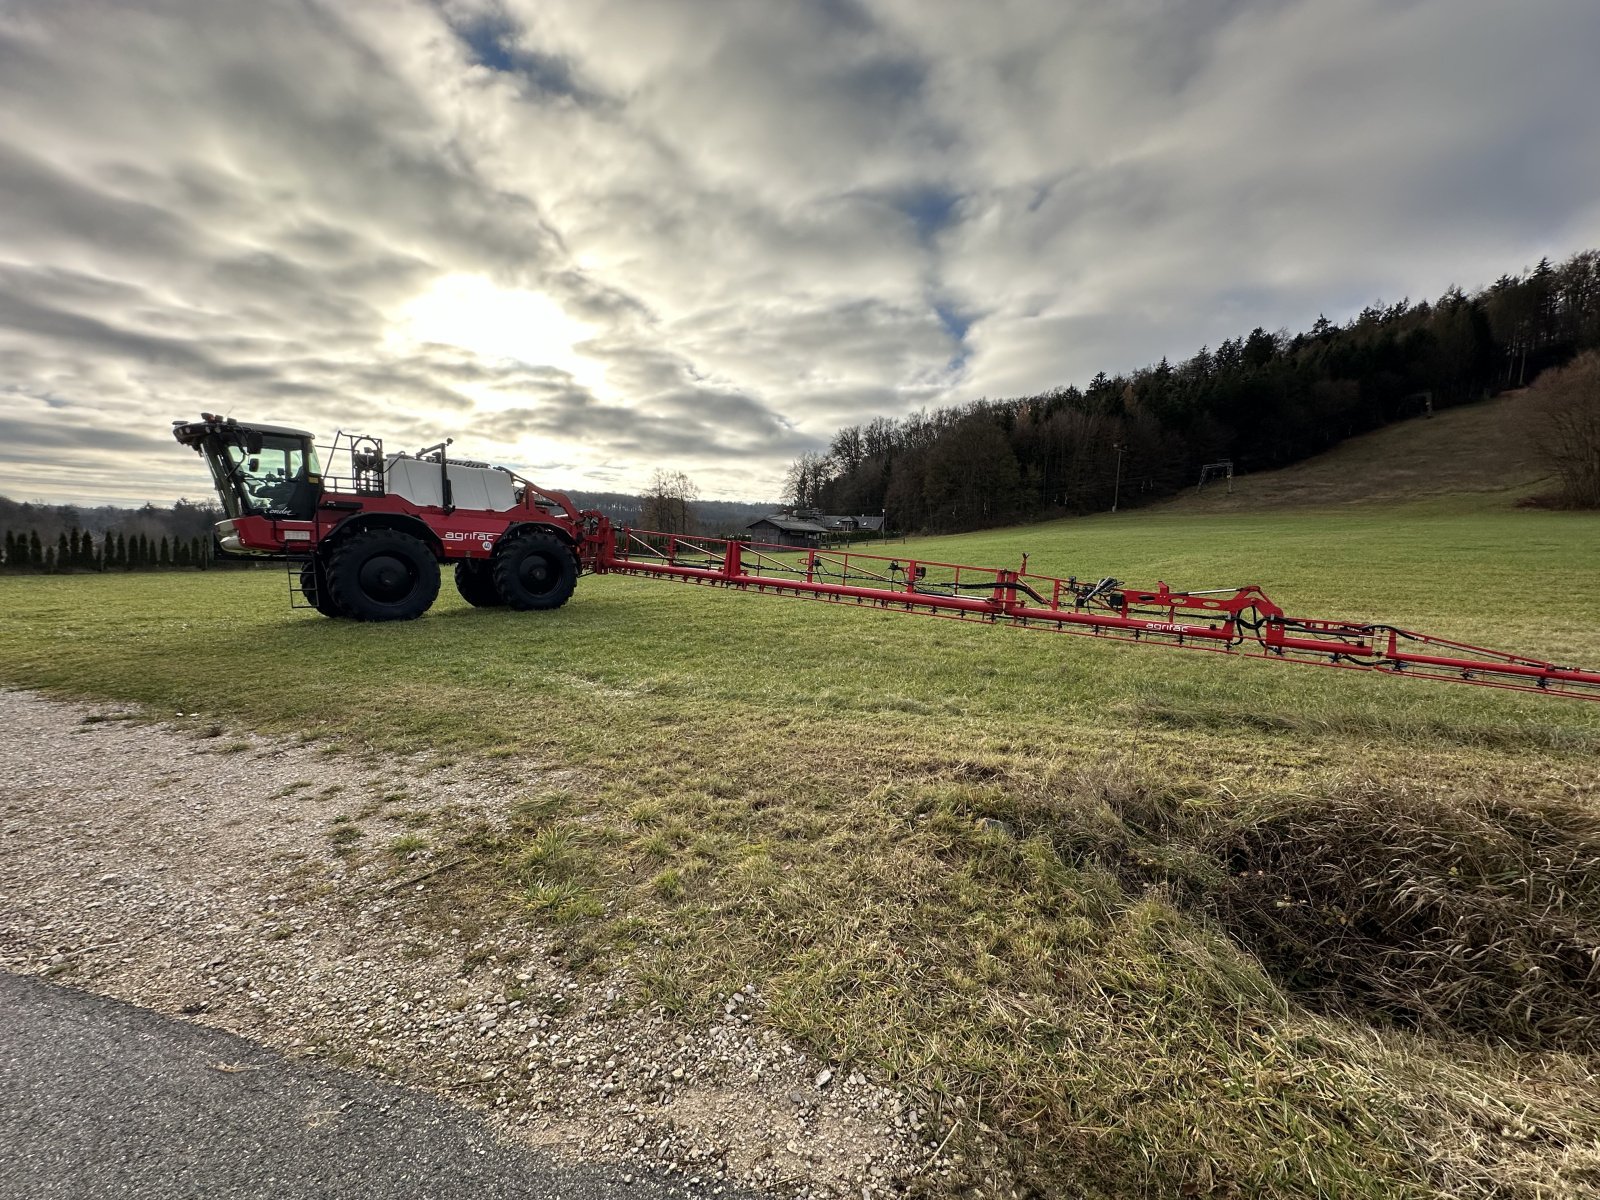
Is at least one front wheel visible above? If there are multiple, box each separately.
[325,529,441,621]
[491,531,578,611]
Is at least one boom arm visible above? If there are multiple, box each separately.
[586,528,1600,703]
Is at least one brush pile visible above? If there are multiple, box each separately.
[1209,783,1600,1048]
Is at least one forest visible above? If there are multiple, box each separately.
[786,250,1600,530]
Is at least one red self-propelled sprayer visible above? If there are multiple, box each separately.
[173,413,1600,703]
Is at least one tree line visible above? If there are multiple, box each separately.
[0,496,249,573]
[787,249,1600,530]
[0,527,226,572]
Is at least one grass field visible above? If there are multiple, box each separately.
[4,493,1599,1197]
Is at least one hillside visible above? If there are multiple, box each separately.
[791,249,1600,531]
[1169,390,1549,512]
[563,490,774,536]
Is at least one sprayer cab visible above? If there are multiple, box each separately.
[172,413,322,523]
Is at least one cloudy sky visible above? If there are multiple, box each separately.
[3,0,1599,507]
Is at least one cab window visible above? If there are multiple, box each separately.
[221,435,317,519]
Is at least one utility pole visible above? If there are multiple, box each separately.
[1111,442,1125,513]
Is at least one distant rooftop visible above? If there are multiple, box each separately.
[748,514,829,534]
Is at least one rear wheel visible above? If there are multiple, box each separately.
[326,528,440,621]
[454,560,505,608]
[299,559,345,618]
[491,531,578,611]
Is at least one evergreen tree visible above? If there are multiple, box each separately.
[3,531,14,569]
[57,532,70,570]
[44,546,56,572]
[30,530,44,566]
[116,532,128,570]
[101,530,114,571]
[159,535,170,567]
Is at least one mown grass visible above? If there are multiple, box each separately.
[4,497,1599,1197]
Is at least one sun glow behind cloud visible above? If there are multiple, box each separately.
[392,274,604,393]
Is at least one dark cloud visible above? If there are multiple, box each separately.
[651,388,799,441]
[0,289,221,374]
[488,379,819,462]
[0,140,206,269]
[0,416,170,456]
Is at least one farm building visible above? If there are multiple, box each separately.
[745,513,887,547]
[818,513,885,533]
[745,515,829,547]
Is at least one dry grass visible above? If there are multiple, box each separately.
[1167,391,1548,511]
[1209,780,1600,1049]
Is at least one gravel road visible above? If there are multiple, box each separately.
[0,690,933,1198]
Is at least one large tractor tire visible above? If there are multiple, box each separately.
[491,530,578,611]
[454,560,505,608]
[299,559,346,618]
[325,528,440,622]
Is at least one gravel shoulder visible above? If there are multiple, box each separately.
[0,690,928,1198]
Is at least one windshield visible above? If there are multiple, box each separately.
[208,433,320,520]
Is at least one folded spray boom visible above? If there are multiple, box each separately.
[595,531,1600,703]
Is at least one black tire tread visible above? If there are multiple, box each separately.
[325,528,440,622]
[454,560,505,608]
[299,559,345,618]
[491,530,578,612]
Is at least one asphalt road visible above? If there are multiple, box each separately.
[0,971,747,1199]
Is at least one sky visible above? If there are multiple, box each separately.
[3,0,1599,507]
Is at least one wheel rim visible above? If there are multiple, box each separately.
[518,551,559,594]
[359,553,416,603]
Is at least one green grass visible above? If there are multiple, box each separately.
[4,498,1599,1197]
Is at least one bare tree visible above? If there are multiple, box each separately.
[782,452,830,511]
[828,426,864,476]
[1535,352,1600,508]
[640,469,699,534]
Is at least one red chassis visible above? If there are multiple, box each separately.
[220,497,591,563]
